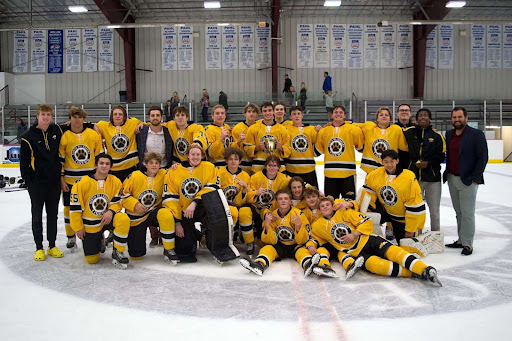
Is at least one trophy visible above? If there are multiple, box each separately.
[264,136,278,155]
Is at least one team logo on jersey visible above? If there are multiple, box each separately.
[71,144,91,165]
[89,193,109,216]
[328,137,346,157]
[223,185,238,204]
[379,185,398,206]
[175,137,190,156]
[292,134,309,153]
[138,189,158,209]
[257,189,275,208]
[181,178,202,199]
[331,222,352,244]
[276,225,295,242]
[111,133,130,153]
[223,135,234,149]
[371,139,390,158]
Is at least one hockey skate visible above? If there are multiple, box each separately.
[345,256,365,280]
[105,230,114,247]
[66,236,77,253]
[100,234,106,253]
[303,253,321,278]
[422,266,442,287]
[47,247,64,258]
[313,264,337,278]
[240,257,265,276]
[163,248,179,265]
[213,256,225,266]
[112,248,129,269]
[246,242,254,256]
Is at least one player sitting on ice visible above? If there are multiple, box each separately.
[305,197,441,286]
[240,189,319,276]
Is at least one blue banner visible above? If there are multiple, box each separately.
[48,29,63,73]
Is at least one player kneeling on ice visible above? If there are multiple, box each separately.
[305,197,441,286]
[70,153,131,269]
[240,189,318,276]
[122,153,178,264]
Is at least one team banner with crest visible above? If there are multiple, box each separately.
[30,30,46,73]
[239,25,255,70]
[162,27,178,71]
[13,30,29,73]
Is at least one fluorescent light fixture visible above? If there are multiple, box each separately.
[218,23,229,26]
[204,1,221,9]
[68,5,88,13]
[446,1,466,8]
[324,0,342,7]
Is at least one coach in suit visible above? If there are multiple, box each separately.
[443,107,488,256]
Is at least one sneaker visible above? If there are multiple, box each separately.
[164,248,179,265]
[313,264,337,278]
[240,257,265,276]
[112,248,129,269]
[445,240,463,248]
[47,247,64,258]
[304,253,321,278]
[66,236,77,252]
[461,246,473,256]
[422,266,442,287]
[34,249,45,261]
[246,242,254,256]
[345,256,365,280]
[149,238,159,248]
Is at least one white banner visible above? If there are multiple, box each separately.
[438,24,454,69]
[397,25,412,68]
[487,25,502,69]
[471,24,486,69]
[82,28,97,72]
[98,28,114,72]
[239,25,255,70]
[13,30,28,73]
[31,30,46,73]
[162,27,177,71]
[364,24,379,69]
[503,25,512,69]
[380,25,396,69]
[255,26,271,69]
[178,26,193,70]
[65,29,81,72]
[297,24,313,69]
[205,26,221,70]
[426,26,437,69]
[330,24,346,68]
[314,24,329,68]
[347,24,363,69]
[222,26,238,70]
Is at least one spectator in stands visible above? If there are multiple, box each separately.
[219,91,228,113]
[200,89,210,122]
[283,74,292,93]
[299,82,308,110]
[286,85,296,109]
[16,118,27,143]
[322,71,332,94]
[164,100,173,122]
[323,90,337,121]
[171,91,180,112]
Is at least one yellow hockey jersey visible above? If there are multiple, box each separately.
[164,121,208,164]
[243,121,291,173]
[162,161,220,221]
[205,123,234,167]
[70,174,124,233]
[285,125,318,174]
[230,121,254,173]
[261,207,310,246]
[96,118,142,171]
[315,122,364,179]
[360,167,426,233]
[358,121,408,174]
[122,169,167,226]
[217,166,251,207]
[59,128,103,185]
[247,170,291,211]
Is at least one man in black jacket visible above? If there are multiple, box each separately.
[395,103,415,170]
[403,108,446,232]
[20,105,64,261]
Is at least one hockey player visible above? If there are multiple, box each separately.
[302,186,357,225]
[274,102,292,127]
[288,176,309,210]
[305,197,441,286]
[285,106,321,187]
[122,153,178,264]
[243,102,291,173]
[240,189,317,276]
[315,105,363,200]
[218,148,254,255]
[59,107,103,253]
[359,149,426,243]
[231,103,260,174]
[70,153,131,269]
[165,106,208,165]
[205,105,233,167]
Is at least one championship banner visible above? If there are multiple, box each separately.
[438,24,454,69]
[255,25,271,69]
[297,24,313,69]
[380,24,396,69]
[330,24,346,68]
[504,24,512,69]
[471,24,486,69]
[364,24,379,69]
[205,26,221,70]
[98,28,114,72]
[487,25,502,69]
[239,25,255,70]
[314,24,329,68]
[31,30,46,73]
[162,27,178,71]
[48,29,63,74]
[178,26,193,70]
[426,26,438,69]
[347,24,363,69]
[397,24,412,68]
[13,30,28,73]
[222,25,238,70]
[65,29,81,72]
[82,28,98,72]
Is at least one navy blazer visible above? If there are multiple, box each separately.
[443,126,488,185]
[136,125,174,169]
